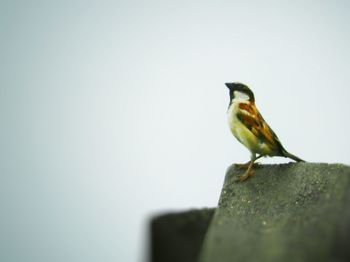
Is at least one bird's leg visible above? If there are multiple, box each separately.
[236,154,257,182]
[234,161,251,169]
[235,155,262,169]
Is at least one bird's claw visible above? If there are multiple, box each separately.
[234,162,260,169]
[235,170,255,182]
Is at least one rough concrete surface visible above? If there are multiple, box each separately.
[199,163,350,262]
[150,208,215,262]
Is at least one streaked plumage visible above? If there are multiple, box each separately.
[226,82,304,182]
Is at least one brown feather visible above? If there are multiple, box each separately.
[237,102,284,155]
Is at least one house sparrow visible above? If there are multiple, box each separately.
[226,82,304,182]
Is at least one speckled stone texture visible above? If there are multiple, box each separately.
[199,163,350,262]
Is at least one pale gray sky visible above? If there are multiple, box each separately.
[1,1,350,261]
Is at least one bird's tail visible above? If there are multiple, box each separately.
[282,150,305,162]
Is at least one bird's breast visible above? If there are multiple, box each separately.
[227,102,261,153]
[227,103,250,142]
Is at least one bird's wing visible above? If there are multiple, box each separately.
[237,103,284,154]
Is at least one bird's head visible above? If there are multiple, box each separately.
[225,82,255,103]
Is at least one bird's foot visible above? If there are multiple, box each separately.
[235,170,254,182]
[234,162,260,169]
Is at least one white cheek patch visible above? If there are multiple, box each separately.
[234,91,250,101]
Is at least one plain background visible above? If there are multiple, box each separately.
[1,1,350,261]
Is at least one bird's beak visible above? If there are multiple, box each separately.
[225,83,233,90]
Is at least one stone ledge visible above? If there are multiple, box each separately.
[150,208,215,262]
[199,163,350,262]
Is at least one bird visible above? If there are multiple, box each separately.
[226,82,305,182]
